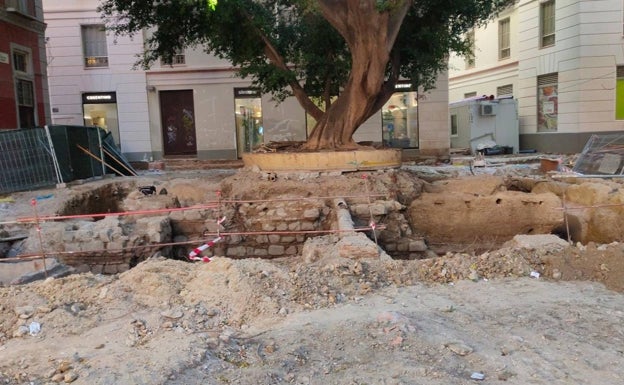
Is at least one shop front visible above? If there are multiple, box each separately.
[82,92,120,146]
[381,82,419,148]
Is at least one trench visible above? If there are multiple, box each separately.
[2,176,577,282]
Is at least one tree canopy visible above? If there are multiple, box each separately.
[99,0,513,150]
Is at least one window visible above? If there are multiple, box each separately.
[16,79,35,128]
[12,47,35,127]
[499,18,510,59]
[82,25,108,68]
[464,92,477,99]
[13,50,27,73]
[537,73,558,132]
[450,115,458,137]
[540,0,555,48]
[6,0,34,16]
[161,49,186,66]
[497,84,513,98]
[465,30,475,69]
[615,66,624,120]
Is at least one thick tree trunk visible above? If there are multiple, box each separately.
[302,0,410,151]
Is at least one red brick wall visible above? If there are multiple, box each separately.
[0,18,47,128]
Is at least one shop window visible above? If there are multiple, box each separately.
[82,25,108,68]
[499,18,510,59]
[497,84,513,98]
[537,73,558,132]
[83,92,121,146]
[234,88,263,157]
[540,0,555,48]
[616,66,624,120]
[382,83,419,148]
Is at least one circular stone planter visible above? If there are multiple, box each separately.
[242,148,402,172]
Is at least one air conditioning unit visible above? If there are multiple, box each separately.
[480,103,497,116]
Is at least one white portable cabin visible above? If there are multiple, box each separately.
[449,97,519,154]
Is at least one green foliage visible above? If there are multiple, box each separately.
[99,0,512,105]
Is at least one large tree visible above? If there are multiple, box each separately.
[99,0,513,150]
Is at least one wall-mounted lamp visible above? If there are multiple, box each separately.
[146,86,156,92]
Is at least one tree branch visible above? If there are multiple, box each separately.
[369,49,402,118]
[385,0,412,52]
[240,9,324,120]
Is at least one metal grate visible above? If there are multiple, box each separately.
[0,128,58,194]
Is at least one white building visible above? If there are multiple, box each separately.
[44,0,450,161]
[449,0,624,153]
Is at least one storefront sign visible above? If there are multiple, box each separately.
[0,52,9,64]
[234,88,261,98]
[394,82,416,92]
[82,92,117,104]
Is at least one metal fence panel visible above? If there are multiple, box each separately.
[0,128,58,194]
[573,134,624,176]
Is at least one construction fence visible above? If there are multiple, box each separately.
[0,127,58,194]
[0,125,136,195]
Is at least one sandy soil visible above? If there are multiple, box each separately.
[1,166,624,385]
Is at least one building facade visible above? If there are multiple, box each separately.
[449,0,624,153]
[0,0,50,129]
[44,0,449,161]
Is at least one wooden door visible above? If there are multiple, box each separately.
[159,90,197,156]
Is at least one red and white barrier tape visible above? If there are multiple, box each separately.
[188,236,222,262]
[189,216,226,262]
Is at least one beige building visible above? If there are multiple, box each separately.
[449,0,624,153]
[44,0,449,161]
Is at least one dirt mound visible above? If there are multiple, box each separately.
[2,239,624,384]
